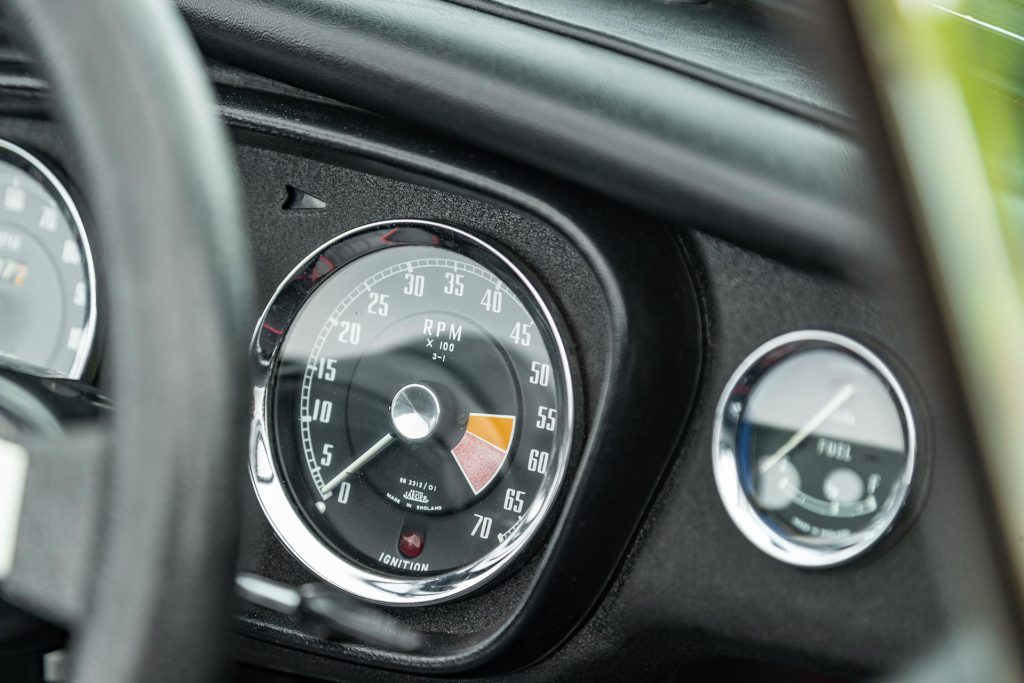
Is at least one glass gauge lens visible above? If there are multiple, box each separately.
[0,140,95,378]
[251,221,574,605]
[713,331,916,567]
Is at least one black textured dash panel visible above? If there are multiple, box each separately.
[228,108,704,677]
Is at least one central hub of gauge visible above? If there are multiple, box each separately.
[390,383,441,442]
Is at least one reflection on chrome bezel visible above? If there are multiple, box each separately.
[0,139,97,380]
[712,330,916,568]
[249,219,575,605]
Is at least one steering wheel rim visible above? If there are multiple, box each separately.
[2,0,252,681]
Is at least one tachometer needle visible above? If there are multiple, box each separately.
[319,433,396,496]
[758,383,856,474]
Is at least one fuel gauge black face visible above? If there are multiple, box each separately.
[714,332,916,567]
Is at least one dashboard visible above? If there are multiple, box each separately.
[0,1,1009,681]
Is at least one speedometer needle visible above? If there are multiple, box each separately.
[758,383,856,474]
[319,433,396,496]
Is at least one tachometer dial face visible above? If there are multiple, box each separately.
[0,139,96,378]
[251,221,574,604]
[713,331,916,567]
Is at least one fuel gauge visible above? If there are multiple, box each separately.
[713,331,917,567]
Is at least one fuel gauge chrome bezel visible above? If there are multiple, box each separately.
[712,330,917,568]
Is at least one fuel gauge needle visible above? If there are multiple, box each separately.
[320,433,395,496]
[758,383,855,474]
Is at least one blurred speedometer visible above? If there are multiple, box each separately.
[0,139,96,378]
